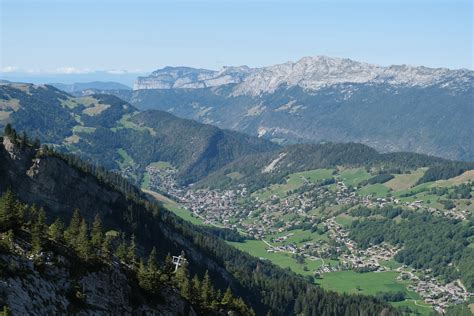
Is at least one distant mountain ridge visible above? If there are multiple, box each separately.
[130,56,474,161]
[134,56,473,94]
[51,81,131,93]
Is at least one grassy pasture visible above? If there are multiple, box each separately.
[254,168,335,200]
[384,168,427,191]
[229,239,330,277]
[358,184,391,197]
[143,189,204,225]
[340,168,372,187]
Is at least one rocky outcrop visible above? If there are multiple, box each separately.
[134,56,473,95]
[0,247,196,315]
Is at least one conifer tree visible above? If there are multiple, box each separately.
[137,259,152,292]
[65,209,82,246]
[201,270,214,308]
[31,208,46,254]
[91,214,103,249]
[115,240,128,261]
[101,233,113,259]
[162,253,174,281]
[221,286,234,306]
[146,247,161,294]
[175,257,191,299]
[0,190,15,231]
[76,219,91,259]
[191,274,201,305]
[48,218,64,241]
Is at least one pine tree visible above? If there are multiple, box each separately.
[48,218,64,241]
[31,208,46,254]
[65,209,82,246]
[101,234,113,259]
[221,286,234,306]
[191,274,202,305]
[76,219,91,259]
[201,270,214,308]
[0,190,15,231]
[162,253,174,283]
[146,247,161,294]
[91,214,103,249]
[175,258,191,299]
[137,259,152,292]
[115,241,128,261]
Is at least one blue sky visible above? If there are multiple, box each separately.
[1,0,472,76]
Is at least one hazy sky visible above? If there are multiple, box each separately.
[1,0,473,75]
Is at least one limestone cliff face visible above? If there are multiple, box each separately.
[0,245,196,315]
[0,137,122,221]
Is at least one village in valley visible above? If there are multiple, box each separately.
[142,162,474,314]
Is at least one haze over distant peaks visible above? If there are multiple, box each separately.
[134,56,473,94]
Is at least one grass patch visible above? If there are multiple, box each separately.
[358,184,391,197]
[117,148,135,168]
[82,103,110,116]
[335,214,355,227]
[316,270,419,298]
[118,113,157,135]
[72,125,96,134]
[254,168,335,200]
[143,189,204,225]
[384,168,427,191]
[380,259,403,270]
[340,168,372,187]
[228,239,326,277]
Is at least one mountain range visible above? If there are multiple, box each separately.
[1,82,472,191]
[128,56,474,161]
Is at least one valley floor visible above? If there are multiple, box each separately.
[142,164,474,315]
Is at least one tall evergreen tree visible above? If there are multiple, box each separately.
[0,190,15,231]
[201,270,214,308]
[48,218,64,241]
[76,219,91,259]
[31,208,46,254]
[191,274,202,306]
[91,214,103,249]
[65,209,82,246]
[221,286,234,306]
[175,257,191,300]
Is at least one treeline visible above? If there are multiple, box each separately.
[349,212,474,291]
[0,191,254,315]
[350,206,408,219]
[360,173,394,186]
[417,162,474,185]
[203,226,249,242]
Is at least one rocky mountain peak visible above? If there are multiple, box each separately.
[134,55,473,95]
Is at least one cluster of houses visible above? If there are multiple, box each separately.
[143,167,473,313]
[398,269,472,314]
